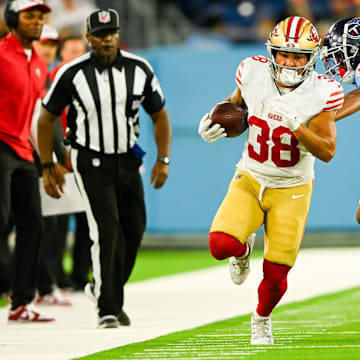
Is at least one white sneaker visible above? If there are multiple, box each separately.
[250,312,274,345]
[35,288,72,306]
[229,233,256,285]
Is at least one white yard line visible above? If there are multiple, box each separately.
[0,247,359,360]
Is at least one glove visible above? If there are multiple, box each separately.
[272,97,301,132]
[198,113,227,143]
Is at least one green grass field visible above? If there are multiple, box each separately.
[128,249,262,282]
[75,286,360,360]
[0,249,263,308]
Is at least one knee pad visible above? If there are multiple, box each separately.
[209,232,247,260]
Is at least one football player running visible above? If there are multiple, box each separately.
[199,16,344,345]
[321,17,360,223]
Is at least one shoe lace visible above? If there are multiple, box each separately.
[252,317,272,337]
[232,256,250,273]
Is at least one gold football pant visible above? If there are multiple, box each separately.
[210,169,313,267]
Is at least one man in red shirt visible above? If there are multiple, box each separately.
[0,0,54,322]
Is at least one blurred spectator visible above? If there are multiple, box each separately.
[58,34,86,64]
[32,24,72,306]
[275,0,317,24]
[316,0,355,40]
[47,0,96,38]
[185,13,233,49]
[33,24,60,69]
[48,34,91,292]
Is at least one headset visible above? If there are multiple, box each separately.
[4,1,18,30]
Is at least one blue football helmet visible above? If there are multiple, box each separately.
[321,17,360,84]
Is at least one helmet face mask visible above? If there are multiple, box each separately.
[321,18,360,84]
[266,16,320,86]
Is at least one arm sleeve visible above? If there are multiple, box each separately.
[322,82,344,112]
[141,72,165,114]
[42,70,73,116]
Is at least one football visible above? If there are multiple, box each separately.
[209,101,248,137]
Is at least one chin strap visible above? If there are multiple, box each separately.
[278,68,303,86]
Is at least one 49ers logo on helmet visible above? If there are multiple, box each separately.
[347,18,360,39]
[310,26,319,42]
[271,22,280,37]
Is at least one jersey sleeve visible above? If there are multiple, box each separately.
[322,81,344,112]
[142,72,165,114]
[235,56,267,89]
[42,67,73,116]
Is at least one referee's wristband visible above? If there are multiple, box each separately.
[42,162,55,169]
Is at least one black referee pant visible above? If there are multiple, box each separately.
[72,148,146,317]
[0,140,43,309]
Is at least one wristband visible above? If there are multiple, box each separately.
[42,162,55,169]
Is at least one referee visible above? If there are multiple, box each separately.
[37,8,172,329]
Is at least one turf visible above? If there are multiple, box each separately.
[74,286,360,360]
[128,249,262,282]
[0,249,262,308]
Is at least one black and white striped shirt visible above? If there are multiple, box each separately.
[43,50,165,154]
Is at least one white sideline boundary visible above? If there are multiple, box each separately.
[0,247,359,360]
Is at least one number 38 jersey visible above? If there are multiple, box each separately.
[235,55,344,188]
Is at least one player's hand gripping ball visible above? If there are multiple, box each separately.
[209,101,249,137]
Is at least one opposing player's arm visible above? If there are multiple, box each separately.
[335,87,360,121]
[293,110,337,162]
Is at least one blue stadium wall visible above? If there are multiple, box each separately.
[134,45,360,233]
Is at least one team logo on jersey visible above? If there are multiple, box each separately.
[98,11,111,23]
[310,25,320,42]
[35,68,41,77]
[346,18,360,39]
[268,112,282,121]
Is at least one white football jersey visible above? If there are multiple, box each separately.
[235,55,344,188]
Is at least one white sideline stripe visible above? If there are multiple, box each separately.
[0,247,359,360]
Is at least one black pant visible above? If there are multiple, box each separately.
[37,214,69,295]
[0,221,13,295]
[0,141,43,309]
[71,212,92,289]
[73,148,146,317]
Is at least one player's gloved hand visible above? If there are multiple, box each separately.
[198,113,227,143]
[272,97,301,132]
